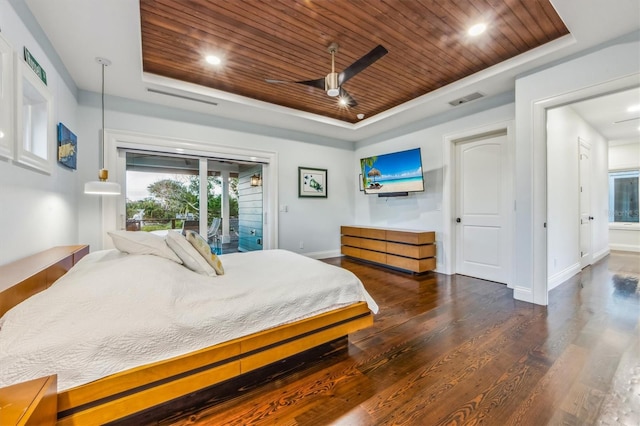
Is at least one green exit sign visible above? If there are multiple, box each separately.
[23,47,47,86]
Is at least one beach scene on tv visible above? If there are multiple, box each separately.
[361,148,425,194]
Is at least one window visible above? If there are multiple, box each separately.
[0,34,13,160]
[15,58,53,174]
[609,170,639,223]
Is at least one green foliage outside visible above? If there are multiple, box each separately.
[127,175,239,231]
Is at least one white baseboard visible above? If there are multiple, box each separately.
[592,247,610,263]
[548,262,581,291]
[513,286,533,303]
[609,243,640,253]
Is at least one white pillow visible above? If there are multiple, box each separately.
[185,230,225,275]
[165,231,216,277]
[108,231,182,264]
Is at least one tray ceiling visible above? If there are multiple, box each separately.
[140,0,569,124]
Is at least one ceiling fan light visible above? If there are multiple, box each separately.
[325,72,339,97]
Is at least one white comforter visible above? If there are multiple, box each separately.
[0,249,377,391]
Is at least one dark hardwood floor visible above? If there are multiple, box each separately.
[148,251,640,425]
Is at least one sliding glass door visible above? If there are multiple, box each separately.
[122,150,260,253]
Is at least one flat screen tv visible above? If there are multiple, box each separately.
[360,147,424,196]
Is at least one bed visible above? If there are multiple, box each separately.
[0,241,377,425]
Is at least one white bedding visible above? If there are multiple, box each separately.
[0,249,377,391]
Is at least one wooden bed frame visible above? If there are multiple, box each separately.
[0,246,374,425]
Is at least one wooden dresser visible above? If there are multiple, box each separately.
[341,226,436,273]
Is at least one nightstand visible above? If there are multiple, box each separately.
[0,375,57,425]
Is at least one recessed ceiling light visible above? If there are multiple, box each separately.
[338,97,348,106]
[468,23,487,37]
[628,104,640,112]
[205,55,221,65]
[357,113,365,120]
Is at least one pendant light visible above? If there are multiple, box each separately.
[84,57,121,195]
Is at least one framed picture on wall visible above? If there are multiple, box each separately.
[298,167,327,198]
[57,123,77,169]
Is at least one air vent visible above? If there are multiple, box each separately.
[147,88,218,106]
[448,92,485,107]
[613,116,640,124]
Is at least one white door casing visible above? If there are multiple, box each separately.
[455,133,510,284]
[579,139,592,268]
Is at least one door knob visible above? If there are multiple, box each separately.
[456,218,461,223]
[589,216,594,220]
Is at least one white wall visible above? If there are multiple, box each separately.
[75,104,355,258]
[0,0,79,263]
[515,36,640,305]
[609,142,640,252]
[354,103,515,273]
[546,106,609,290]
[609,142,640,170]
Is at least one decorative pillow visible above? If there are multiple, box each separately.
[165,230,217,277]
[185,230,225,275]
[108,231,182,264]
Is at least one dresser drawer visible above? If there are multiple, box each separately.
[387,255,436,273]
[360,228,386,240]
[359,248,387,264]
[386,242,436,259]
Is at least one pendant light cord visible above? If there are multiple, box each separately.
[101,61,105,169]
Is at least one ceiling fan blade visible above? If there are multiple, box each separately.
[294,78,325,90]
[267,77,325,90]
[339,45,388,85]
[340,87,358,107]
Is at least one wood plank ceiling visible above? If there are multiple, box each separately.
[140,0,569,123]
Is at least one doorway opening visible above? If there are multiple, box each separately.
[545,86,640,291]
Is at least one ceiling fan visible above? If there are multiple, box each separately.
[266,42,388,107]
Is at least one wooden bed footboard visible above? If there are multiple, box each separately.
[0,246,374,425]
[57,303,371,425]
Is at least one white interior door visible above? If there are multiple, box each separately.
[579,140,592,268]
[455,134,510,284]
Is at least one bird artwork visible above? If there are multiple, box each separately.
[299,168,327,198]
[304,174,324,192]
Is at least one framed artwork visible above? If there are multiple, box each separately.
[57,123,77,169]
[298,167,327,198]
